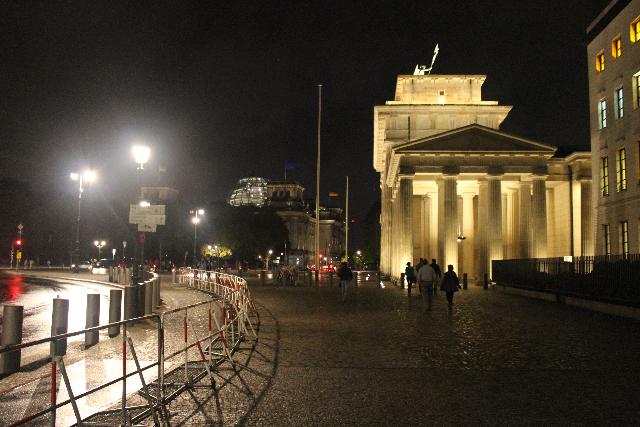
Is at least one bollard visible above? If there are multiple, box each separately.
[329,271,333,287]
[400,273,405,289]
[125,268,131,285]
[377,270,381,285]
[108,289,122,337]
[85,294,100,348]
[136,283,145,317]
[123,286,136,320]
[308,270,312,287]
[154,276,161,307]
[50,297,69,357]
[314,269,319,286]
[0,305,24,375]
[463,273,468,290]
[144,281,153,315]
[172,269,176,285]
[261,271,266,286]
[483,273,489,290]
[108,267,114,283]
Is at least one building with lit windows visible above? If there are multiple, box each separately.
[587,0,640,256]
[375,74,593,281]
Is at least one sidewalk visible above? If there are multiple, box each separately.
[149,274,640,425]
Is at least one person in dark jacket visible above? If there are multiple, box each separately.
[430,259,442,296]
[405,262,416,298]
[337,262,353,302]
[440,264,460,308]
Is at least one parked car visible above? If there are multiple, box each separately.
[92,259,117,274]
[71,260,93,272]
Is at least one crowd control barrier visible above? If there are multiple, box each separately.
[0,268,256,426]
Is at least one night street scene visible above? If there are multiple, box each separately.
[1,0,640,425]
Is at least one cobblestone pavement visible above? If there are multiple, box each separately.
[157,274,640,426]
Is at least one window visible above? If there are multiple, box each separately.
[612,36,622,58]
[616,148,627,192]
[598,98,607,129]
[615,87,624,118]
[634,71,640,109]
[596,52,605,72]
[631,16,640,43]
[600,156,610,196]
[603,224,611,256]
[620,221,629,258]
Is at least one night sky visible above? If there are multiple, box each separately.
[1,1,611,231]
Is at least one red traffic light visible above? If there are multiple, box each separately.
[15,239,23,246]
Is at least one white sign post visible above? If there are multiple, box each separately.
[129,204,166,232]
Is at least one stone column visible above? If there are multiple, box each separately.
[461,192,475,278]
[399,175,414,270]
[437,180,445,267]
[427,190,439,262]
[442,174,458,272]
[580,180,594,256]
[476,180,489,281]
[380,183,390,274]
[518,181,532,258]
[487,174,503,277]
[391,192,400,278]
[531,175,548,258]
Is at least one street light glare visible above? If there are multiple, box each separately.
[197,209,205,215]
[70,172,79,181]
[83,170,96,182]
[132,145,151,165]
[94,240,99,246]
[191,217,200,224]
[139,201,151,207]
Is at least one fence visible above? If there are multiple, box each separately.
[0,268,256,426]
[492,254,640,307]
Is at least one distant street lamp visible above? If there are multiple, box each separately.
[70,169,96,271]
[190,209,205,263]
[94,240,106,259]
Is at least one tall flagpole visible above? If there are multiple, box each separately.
[345,175,349,263]
[315,84,322,285]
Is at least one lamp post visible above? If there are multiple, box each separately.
[70,170,96,271]
[94,240,106,259]
[190,209,204,264]
[266,249,273,270]
[131,145,150,276]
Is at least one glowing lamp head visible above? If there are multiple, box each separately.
[132,145,151,166]
[139,201,151,207]
[268,249,273,255]
[197,209,205,215]
[191,217,200,225]
[70,172,79,181]
[83,170,96,182]
[207,245,212,250]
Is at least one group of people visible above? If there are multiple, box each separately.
[404,258,461,310]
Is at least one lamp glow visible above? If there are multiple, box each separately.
[132,145,151,167]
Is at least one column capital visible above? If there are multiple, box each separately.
[530,174,548,181]
[442,165,460,176]
[486,166,504,176]
[398,166,415,175]
[486,173,503,180]
[461,191,476,199]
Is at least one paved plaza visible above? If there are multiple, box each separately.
[155,275,640,425]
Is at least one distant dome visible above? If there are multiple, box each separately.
[228,177,268,207]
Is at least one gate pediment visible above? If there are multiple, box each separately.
[394,124,556,154]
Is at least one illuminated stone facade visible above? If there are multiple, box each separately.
[587,0,640,256]
[375,75,593,281]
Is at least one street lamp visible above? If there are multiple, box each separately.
[131,144,150,277]
[70,169,96,271]
[94,240,106,259]
[190,209,204,263]
[131,145,151,170]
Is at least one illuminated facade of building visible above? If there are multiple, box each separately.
[587,0,640,256]
[375,74,593,281]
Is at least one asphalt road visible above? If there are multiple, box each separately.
[0,271,120,345]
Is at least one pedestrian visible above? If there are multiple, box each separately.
[416,261,437,310]
[337,262,353,302]
[415,258,426,293]
[440,264,461,308]
[405,262,416,298]
[430,258,442,296]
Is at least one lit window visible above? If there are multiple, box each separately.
[631,16,640,43]
[603,224,611,256]
[615,87,624,118]
[600,156,610,196]
[616,148,627,192]
[612,36,622,58]
[598,98,607,129]
[596,52,605,72]
[620,221,629,258]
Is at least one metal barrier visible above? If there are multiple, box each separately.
[0,268,256,426]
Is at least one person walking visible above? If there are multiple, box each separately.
[440,264,461,308]
[416,261,437,310]
[337,262,353,302]
[415,258,426,293]
[405,262,416,298]
[430,259,442,296]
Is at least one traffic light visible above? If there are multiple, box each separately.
[15,239,23,247]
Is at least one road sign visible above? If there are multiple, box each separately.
[129,204,165,232]
[17,224,23,231]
